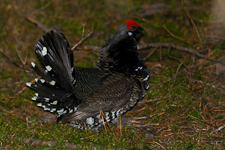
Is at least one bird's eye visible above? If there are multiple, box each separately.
[130,26,136,31]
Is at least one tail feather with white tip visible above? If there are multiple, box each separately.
[26,30,80,116]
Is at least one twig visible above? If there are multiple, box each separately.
[15,43,26,67]
[0,48,33,74]
[144,47,158,61]
[0,49,23,68]
[129,116,149,124]
[212,123,225,134]
[170,62,183,92]
[181,1,203,50]
[15,45,28,73]
[167,47,189,71]
[163,25,190,45]
[137,43,225,65]
[153,140,166,150]
[25,16,50,32]
[132,116,150,120]
[18,86,28,95]
[138,98,163,104]
[134,123,159,127]
[71,25,94,50]
[97,104,109,137]
[96,103,118,141]
[119,114,122,135]
[101,114,110,143]
[150,112,165,119]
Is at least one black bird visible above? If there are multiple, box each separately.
[26,19,149,129]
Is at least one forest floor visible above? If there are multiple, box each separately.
[0,0,225,149]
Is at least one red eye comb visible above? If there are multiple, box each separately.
[124,19,139,29]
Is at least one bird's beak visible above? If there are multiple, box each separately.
[138,26,144,31]
[134,26,143,39]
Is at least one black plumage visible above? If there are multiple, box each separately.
[26,20,150,129]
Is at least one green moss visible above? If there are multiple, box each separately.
[0,71,12,79]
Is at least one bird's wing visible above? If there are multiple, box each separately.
[134,57,150,90]
[58,73,143,129]
[72,67,109,100]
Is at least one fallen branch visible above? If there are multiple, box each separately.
[134,123,159,127]
[71,25,94,50]
[25,16,50,32]
[137,43,225,65]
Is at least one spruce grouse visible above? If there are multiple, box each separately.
[26,19,150,129]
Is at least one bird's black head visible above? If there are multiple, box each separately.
[97,20,144,73]
[108,19,143,48]
[124,19,143,39]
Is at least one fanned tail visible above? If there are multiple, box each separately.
[26,30,80,117]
